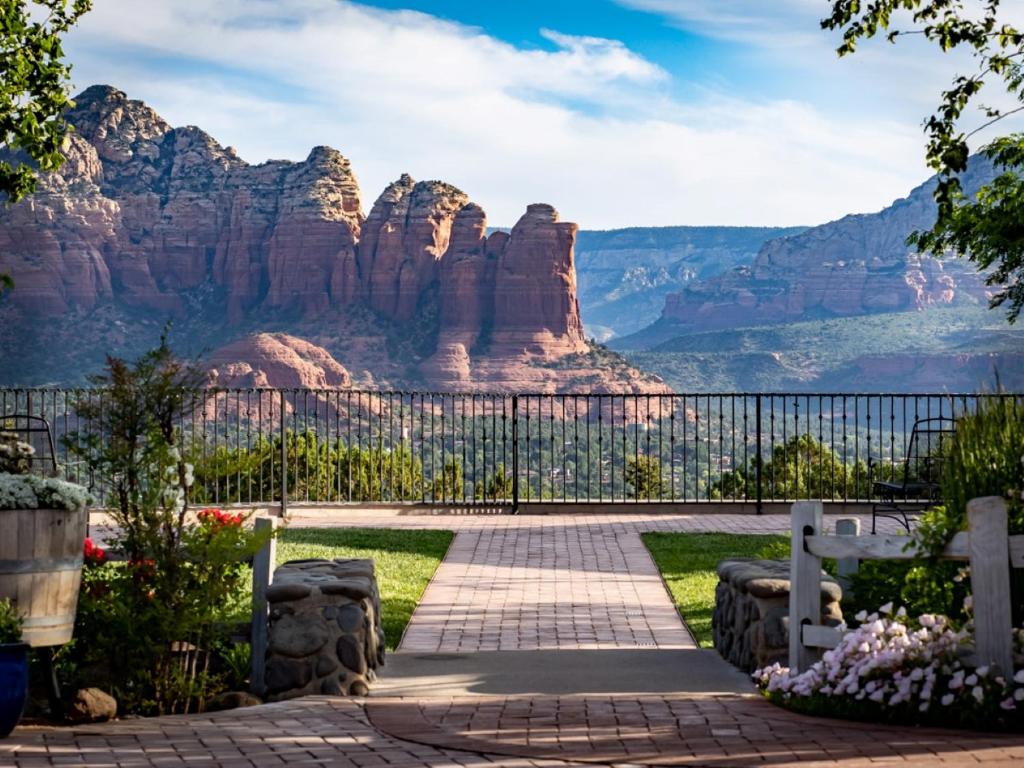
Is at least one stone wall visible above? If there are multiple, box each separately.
[264,558,385,700]
[712,559,843,672]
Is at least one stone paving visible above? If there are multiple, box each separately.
[12,510,1018,766]
[399,525,694,652]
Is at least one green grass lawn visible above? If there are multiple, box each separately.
[275,527,453,650]
[643,532,790,647]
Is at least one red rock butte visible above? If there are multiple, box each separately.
[0,85,663,393]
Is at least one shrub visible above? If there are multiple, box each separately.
[0,430,33,474]
[61,338,269,715]
[0,598,24,644]
[626,454,665,499]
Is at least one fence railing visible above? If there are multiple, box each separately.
[789,497,1023,674]
[0,389,1015,511]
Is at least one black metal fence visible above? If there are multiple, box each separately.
[0,389,1013,511]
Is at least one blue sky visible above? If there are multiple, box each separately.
[61,0,1017,229]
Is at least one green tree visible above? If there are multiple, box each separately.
[712,434,871,501]
[625,454,665,500]
[432,458,463,502]
[1,0,91,203]
[1,0,91,295]
[824,0,1024,320]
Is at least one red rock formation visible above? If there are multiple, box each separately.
[359,177,468,321]
[0,85,662,394]
[491,204,587,357]
[208,333,351,389]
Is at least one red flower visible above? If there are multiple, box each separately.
[198,508,243,528]
[83,537,107,566]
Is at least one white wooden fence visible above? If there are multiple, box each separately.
[789,497,1023,674]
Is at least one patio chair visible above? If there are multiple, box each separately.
[1,414,58,475]
[869,416,956,533]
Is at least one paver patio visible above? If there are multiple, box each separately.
[11,510,1020,766]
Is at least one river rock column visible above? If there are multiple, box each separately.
[712,558,843,673]
[264,558,385,700]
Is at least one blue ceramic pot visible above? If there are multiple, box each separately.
[0,643,28,738]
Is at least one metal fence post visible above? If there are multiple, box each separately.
[250,516,278,696]
[279,390,288,518]
[755,395,763,515]
[511,395,519,513]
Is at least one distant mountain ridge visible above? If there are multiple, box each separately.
[574,225,806,339]
[614,156,998,351]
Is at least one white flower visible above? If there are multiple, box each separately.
[975,666,989,677]
[1014,670,1024,685]
[879,602,894,615]
[941,694,955,706]
[855,610,868,623]
[971,686,984,703]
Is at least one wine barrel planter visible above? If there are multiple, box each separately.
[0,508,87,647]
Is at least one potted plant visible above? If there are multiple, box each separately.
[0,598,27,738]
[0,430,91,646]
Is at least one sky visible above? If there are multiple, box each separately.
[60,0,1019,230]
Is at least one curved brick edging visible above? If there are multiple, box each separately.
[366,693,1024,766]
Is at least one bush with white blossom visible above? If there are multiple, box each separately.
[0,472,91,512]
[755,602,1024,730]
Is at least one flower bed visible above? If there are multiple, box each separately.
[755,603,1024,731]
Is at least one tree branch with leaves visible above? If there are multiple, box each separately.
[1,0,92,295]
[824,0,1024,321]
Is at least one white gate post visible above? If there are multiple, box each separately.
[967,496,1013,676]
[789,501,824,673]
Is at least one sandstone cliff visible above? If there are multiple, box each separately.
[0,86,657,393]
[624,158,996,344]
[207,333,351,389]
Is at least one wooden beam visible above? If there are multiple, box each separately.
[835,518,860,585]
[790,501,824,673]
[805,532,970,561]
[802,623,843,649]
[250,517,278,697]
[967,497,1014,676]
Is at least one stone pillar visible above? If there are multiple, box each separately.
[264,558,385,700]
[711,558,843,673]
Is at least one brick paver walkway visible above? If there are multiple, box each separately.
[399,525,694,652]
[367,693,1024,766]
[7,694,1023,767]
[285,510,899,654]
[2,697,587,767]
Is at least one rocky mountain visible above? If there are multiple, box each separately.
[614,157,998,351]
[0,85,661,393]
[207,334,351,389]
[574,225,806,340]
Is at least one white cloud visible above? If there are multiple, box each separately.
[63,0,934,228]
